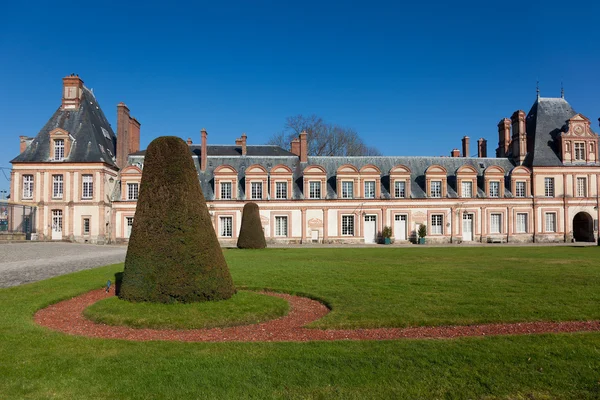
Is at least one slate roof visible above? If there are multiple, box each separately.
[524,96,598,167]
[130,145,296,157]
[11,87,118,167]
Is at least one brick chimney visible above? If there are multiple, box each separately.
[240,133,247,155]
[477,138,487,157]
[497,118,511,157]
[62,74,84,110]
[186,138,192,145]
[116,102,130,168]
[451,149,460,157]
[290,138,300,156]
[299,131,308,163]
[201,128,208,171]
[19,136,33,153]
[128,117,141,156]
[511,110,527,164]
[461,136,470,157]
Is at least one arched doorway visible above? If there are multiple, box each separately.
[573,212,594,242]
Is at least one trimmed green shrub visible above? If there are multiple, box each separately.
[237,202,267,249]
[119,136,235,303]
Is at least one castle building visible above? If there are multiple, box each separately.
[10,76,600,244]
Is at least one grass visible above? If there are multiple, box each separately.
[0,246,599,399]
[84,290,289,329]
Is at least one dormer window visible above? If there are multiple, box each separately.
[489,181,500,198]
[430,181,442,198]
[574,142,585,161]
[54,139,65,161]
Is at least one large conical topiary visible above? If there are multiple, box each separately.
[119,136,235,303]
[237,202,267,249]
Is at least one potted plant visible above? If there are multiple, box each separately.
[418,224,427,244]
[382,226,393,245]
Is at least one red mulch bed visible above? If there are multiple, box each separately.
[34,289,600,342]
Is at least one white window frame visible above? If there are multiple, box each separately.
[275,216,288,237]
[461,181,472,198]
[309,181,321,199]
[275,182,287,199]
[341,215,354,236]
[430,181,442,198]
[220,216,233,237]
[431,214,443,235]
[341,181,353,199]
[82,174,93,199]
[83,217,90,235]
[127,183,139,201]
[489,181,500,198]
[394,181,406,198]
[544,178,554,197]
[545,212,557,233]
[125,216,134,238]
[251,182,263,200]
[576,177,587,197]
[516,212,527,233]
[54,139,65,161]
[364,181,375,199]
[22,175,33,199]
[515,181,526,198]
[220,181,232,200]
[574,142,585,161]
[490,213,502,234]
[52,175,63,199]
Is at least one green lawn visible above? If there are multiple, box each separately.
[1,247,600,399]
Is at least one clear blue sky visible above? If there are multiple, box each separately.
[1,1,599,195]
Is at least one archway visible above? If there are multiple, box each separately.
[573,212,594,242]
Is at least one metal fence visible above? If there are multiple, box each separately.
[0,202,37,240]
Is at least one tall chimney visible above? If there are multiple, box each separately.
[477,138,487,157]
[201,128,208,171]
[62,74,84,110]
[290,138,300,156]
[19,136,32,154]
[241,133,247,156]
[187,138,192,145]
[511,110,527,164]
[497,118,511,157]
[451,149,460,158]
[116,102,130,168]
[461,136,470,158]
[128,117,141,155]
[299,131,308,163]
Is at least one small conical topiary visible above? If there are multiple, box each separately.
[237,202,267,249]
[119,136,235,303]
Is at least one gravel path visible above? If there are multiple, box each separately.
[0,243,126,288]
[35,289,600,342]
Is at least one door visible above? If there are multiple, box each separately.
[394,215,407,241]
[363,215,377,244]
[125,217,134,239]
[462,213,473,242]
[51,210,62,240]
[311,229,319,243]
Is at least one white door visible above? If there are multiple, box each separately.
[363,215,377,244]
[462,213,473,242]
[125,217,134,238]
[311,230,319,243]
[394,215,407,241]
[51,210,63,241]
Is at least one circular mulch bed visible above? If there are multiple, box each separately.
[34,289,600,342]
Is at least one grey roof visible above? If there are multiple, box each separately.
[524,97,598,167]
[11,87,118,167]
[130,145,296,157]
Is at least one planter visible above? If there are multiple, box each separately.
[384,238,391,245]
[418,237,426,245]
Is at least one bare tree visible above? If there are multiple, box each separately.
[268,114,382,156]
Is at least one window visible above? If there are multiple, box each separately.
[516,213,528,233]
[577,177,587,197]
[275,182,287,199]
[54,139,65,161]
[309,181,321,199]
[545,212,557,232]
[341,215,354,236]
[220,216,233,237]
[430,181,442,198]
[125,217,134,238]
[52,175,63,199]
[544,178,554,197]
[515,181,526,197]
[394,181,406,198]
[431,215,443,235]
[341,181,353,199]
[574,142,585,161]
[220,182,232,199]
[490,213,502,234]
[275,216,288,236]
[489,181,500,198]
[127,183,139,200]
[364,181,375,199]
[83,218,90,235]
[22,175,33,199]
[82,174,93,199]
[461,181,472,198]
[251,182,263,200]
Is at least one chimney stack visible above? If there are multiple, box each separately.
[451,149,460,157]
[477,138,487,157]
[290,138,300,156]
[299,131,308,163]
[511,110,527,164]
[19,136,33,153]
[241,133,247,156]
[128,117,141,156]
[116,102,130,168]
[186,138,192,145]
[62,74,84,110]
[461,136,470,158]
[497,118,511,157]
[201,128,208,171]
